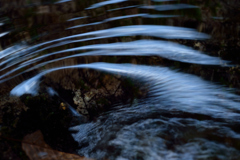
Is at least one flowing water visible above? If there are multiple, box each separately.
[1,0,240,159]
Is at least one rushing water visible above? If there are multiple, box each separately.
[1,0,240,159]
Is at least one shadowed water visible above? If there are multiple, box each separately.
[1,0,240,159]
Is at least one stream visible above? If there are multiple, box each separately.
[1,0,240,159]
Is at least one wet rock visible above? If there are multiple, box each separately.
[0,91,82,159]
[22,130,92,160]
[37,5,50,14]
[0,94,27,125]
[73,89,89,115]
[0,68,147,159]
[16,93,81,152]
[72,74,124,116]
[43,68,147,119]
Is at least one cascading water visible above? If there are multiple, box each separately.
[1,0,240,159]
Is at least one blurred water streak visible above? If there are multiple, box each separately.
[1,0,240,159]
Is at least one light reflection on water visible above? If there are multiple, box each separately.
[1,0,240,159]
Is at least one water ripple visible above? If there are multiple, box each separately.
[1,0,240,159]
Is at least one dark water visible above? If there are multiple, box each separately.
[1,0,240,159]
